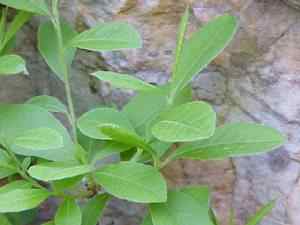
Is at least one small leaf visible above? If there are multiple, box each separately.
[55,198,82,225]
[28,162,93,181]
[70,22,142,51]
[0,55,27,75]
[0,149,17,179]
[26,95,67,113]
[151,101,216,142]
[77,107,134,140]
[173,123,285,160]
[92,71,156,91]
[0,214,12,225]
[94,162,167,203]
[13,127,64,150]
[0,0,49,15]
[245,200,276,225]
[82,194,109,225]
[0,180,32,194]
[0,189,49,213]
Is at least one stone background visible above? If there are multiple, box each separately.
[1,0,300,225]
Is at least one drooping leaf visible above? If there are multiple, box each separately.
[245,200,276,225]
[28,162,93,181]
[38,21,77,81]
[55,198,82,225]
[0,149,16,179]
[0,0,49,15]
[151,101,216,142]
[0,189,50,213]
[13,127,64,150]
[0,55,27,75]
[0,180,32,194]
[94,162,167,203]
[77,107,134,140]
[82,194,109,225]
[92,71,156,91]
[173,123,285,160]
[70,22,142,51]
[0,214,12,225]
[26,95,67,113]
[170,15,237,99]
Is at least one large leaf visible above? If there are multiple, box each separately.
[0,104,75,161]
[82,194,109,225]
[151,101,216,142]
[245,200,275,225]
[0,0,49,15]
[92,71,156,91]
[38,21,77,81]
[70,22,142,51]
[0,180,32,194]
[55,199,81,225]
[94,162,167,203]
[170,15,237,99]
[26,95,67,113]
[28,162,93,181]
[173,123,285,160]
[77,107,134,140]
[0,149,16,179]
[0,55,27,75]
[0,189,49,213]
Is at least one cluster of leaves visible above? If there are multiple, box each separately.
[0,1,285,225]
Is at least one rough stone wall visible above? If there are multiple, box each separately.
[1,0,300,225]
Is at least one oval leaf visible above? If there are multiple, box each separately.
[26,95,67,113]
[0,0,49,15]
[151,101,216,142]
[173,123,285,160]
[55,199,81,225]
[70,22,142,51]
[94,162,167,203]
[0,180,32,194]
[0,55,27,75]
[92,71,156,91]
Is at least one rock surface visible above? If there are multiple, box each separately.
[1,0,300,225]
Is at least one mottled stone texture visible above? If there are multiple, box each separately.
[1,0,300,224]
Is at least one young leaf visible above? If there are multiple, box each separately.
[70,22,142,51]
[0,214,12,225]
[77,107,134,140]
[0,189,50,213]
[0,55,27,75]
[0,180,32,194]
[245,200,276,225]
[173,123,285,160]
[13,127,64,150]
[0,149,16,179]
[82,194,109,225]
[92,71,156,91]
[28,162,93,181]
[26,95,67,113]
[170,15,237,99]
[55,198,82,225]
[38,21,77,81]
[0,0,49,15]
[151,101,216,142]
[94,162,167,203]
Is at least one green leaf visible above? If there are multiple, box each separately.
[92,71,156,91]
[94,162,167,203]
[82,194,109,225]
[0,55,27,75]
[0,189,49,213]
[0,214,12,225]
[0,0,49,15]
[6,208,38,225]
[141,214,153,225]
[173,123,285,160]
[170,15,237,99]
[52,176,83,192]
[0,149,16,179]
[70,22,142,51]
[245,200,275,225]
[28,162,93,181]
[13,127,64,150]
[42,222,54,225]
[151,101,216,142]
[0,180,32,194]
[55,198,82,225]
[26,95,67,113]
[0,104,75,161]
[38,21,77,81]
[77,107,134,140]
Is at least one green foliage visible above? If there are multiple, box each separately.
[0,0,49,15]
[54,198,81,225]
[245,200,276,225]
[0,55,27,75]
[26,95,68,114]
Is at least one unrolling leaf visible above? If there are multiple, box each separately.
[0,55,27,75]
[173,123,285,160]
[0,0,49,15]
[0,149,16,179]
[151,101,216,142]
[245,200,276,225]
[94,162,167,203]
[92,71,156,91]
[13,127,64,150]
[55,198,82,225]
[70,22,142,51]
[26,95,67,113]
[0,189,50,213]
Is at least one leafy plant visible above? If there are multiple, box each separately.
[0,1,285,225]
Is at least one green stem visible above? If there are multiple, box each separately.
[130,148,143,162]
